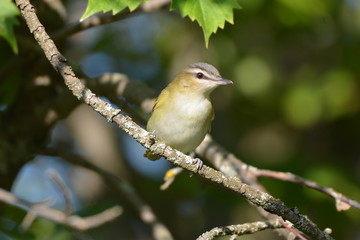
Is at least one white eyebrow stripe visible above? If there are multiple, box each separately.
[187,68,220,78]
[187,68,204,74]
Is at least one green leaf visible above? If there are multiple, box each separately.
[81,0,145,21]
[0,0,20,54]
[171,0,241,47]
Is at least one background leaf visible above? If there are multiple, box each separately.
[0,0,20,53]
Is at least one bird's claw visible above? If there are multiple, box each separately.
[193,158,203,172]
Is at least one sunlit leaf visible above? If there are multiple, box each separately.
[171,0,241,47]
[81,0,145,21]
[0,0,20,53]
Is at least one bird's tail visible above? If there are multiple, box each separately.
[144,150,161,161]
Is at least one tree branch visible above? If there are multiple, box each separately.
[15,1,334,239]
[197,220,283,240]
[87,71,360,239]
[0,188,122,231]
[88,72,359,211]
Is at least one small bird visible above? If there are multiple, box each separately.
[145,62,232,162]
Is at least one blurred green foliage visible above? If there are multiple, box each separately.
[0,0,19,53]
[1,0,359,239]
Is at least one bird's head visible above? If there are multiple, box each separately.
[173,62,232,96]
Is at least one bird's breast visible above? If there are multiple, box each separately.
[147,95,213,153]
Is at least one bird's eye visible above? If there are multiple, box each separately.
[196,72,204,79]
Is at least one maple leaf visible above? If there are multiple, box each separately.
[171,0,241,47]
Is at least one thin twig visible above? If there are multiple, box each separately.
[47,169,73,216]
[252,168,360,211]
[52,10,132,41]
[196,135,360,211]
[141,0,170,12]
[52,0,170,41]
[0,188,122,231]
[89,72,156,113]
[197,220,283,240]
[42,148,174,240]
[21,198,55,230]
[15,1,334,239]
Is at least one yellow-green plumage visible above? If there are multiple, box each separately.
[145,62,232,160]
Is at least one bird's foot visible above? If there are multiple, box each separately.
[148,130,157,143]
[193,157,203,172]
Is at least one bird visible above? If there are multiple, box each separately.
[145,62,232,164]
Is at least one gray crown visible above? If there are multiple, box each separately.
[188,62,221,78]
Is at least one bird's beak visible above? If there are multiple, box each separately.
[217,78,233,85]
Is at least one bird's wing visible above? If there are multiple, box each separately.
[152,88,169,112]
